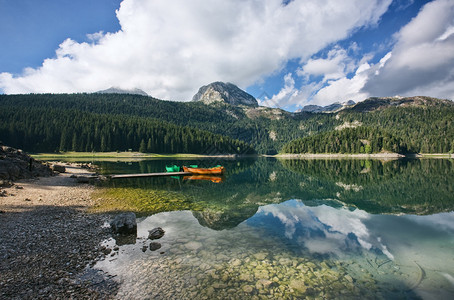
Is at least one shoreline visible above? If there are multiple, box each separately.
[0,164,118,299]
[274,153,454,159]
[31,151,256,161]
[31,151,454,161]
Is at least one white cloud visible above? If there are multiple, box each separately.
[299,46,356,82]
[310,62,371,105]
[362,0,454,100]
[276,0,454,109]
[0,0,392,101]
[265,45,369,108]
[259,73,298,108]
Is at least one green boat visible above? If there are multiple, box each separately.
[165,165,181,172]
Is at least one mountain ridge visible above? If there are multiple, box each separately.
[298,100,356,113]
[345,96,454,112]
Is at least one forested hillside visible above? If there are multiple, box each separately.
[0,94,453,154]
[339,103,454,153]
[282,127,407,154]
[0,106,254,154]
[0,94,335,154]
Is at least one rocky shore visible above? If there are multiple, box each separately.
[0,160,118,299]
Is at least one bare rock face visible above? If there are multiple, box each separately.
[299,100,356,113]
[192,82,258,107]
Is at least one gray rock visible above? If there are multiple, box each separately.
[110,212,137,235]
[76,176,90,183]
[0,180,13,187]
[149,242,162,251]
[114,234,137,246]
[192,82,258,106]
[148,227,165,240]
[0,143,53,180]
[52,164,66,173]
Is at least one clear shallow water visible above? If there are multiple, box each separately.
[93,158,454,299]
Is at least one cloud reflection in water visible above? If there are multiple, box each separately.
[247,199,393,259]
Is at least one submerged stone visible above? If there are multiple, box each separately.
[184,241,202,251]
[243,285,254,293]
[148,227,165,240]
[289,279,307,293]
[149,242,162,251]
[254,269,269,280]
[253,252,268,260]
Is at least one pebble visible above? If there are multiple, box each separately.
[243,285,254,293]
[184,241,202,250]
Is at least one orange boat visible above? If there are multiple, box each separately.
[182,165,225,175]
[183,175,224,183]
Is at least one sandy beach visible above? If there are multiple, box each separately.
[0,164,117,299]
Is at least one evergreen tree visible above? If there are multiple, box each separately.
[139,139,146,153]
[147,138,152,152]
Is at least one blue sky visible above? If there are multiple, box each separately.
[1,0,453,111]
[0,0,122,73]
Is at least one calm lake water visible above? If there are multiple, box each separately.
[92,158,454,299]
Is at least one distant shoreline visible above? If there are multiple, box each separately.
[30,151,454,161]
[274,153,454,159]
[30,151,255,160]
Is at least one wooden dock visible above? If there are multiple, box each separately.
[109,172,192,179]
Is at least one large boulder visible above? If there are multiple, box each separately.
[110,212,137,235]
[0,143,53,181]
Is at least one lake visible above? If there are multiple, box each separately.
[92,158,454,299]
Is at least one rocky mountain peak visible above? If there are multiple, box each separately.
[192,82,258,107]
[298,100,356,113]
[96,87,148,96]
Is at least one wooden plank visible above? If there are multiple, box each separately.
[110,172,192,179]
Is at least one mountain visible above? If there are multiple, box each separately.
[346,96,453,112]
[299,100,355,113]
[192,82,258,107]
[96,87,148,96]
